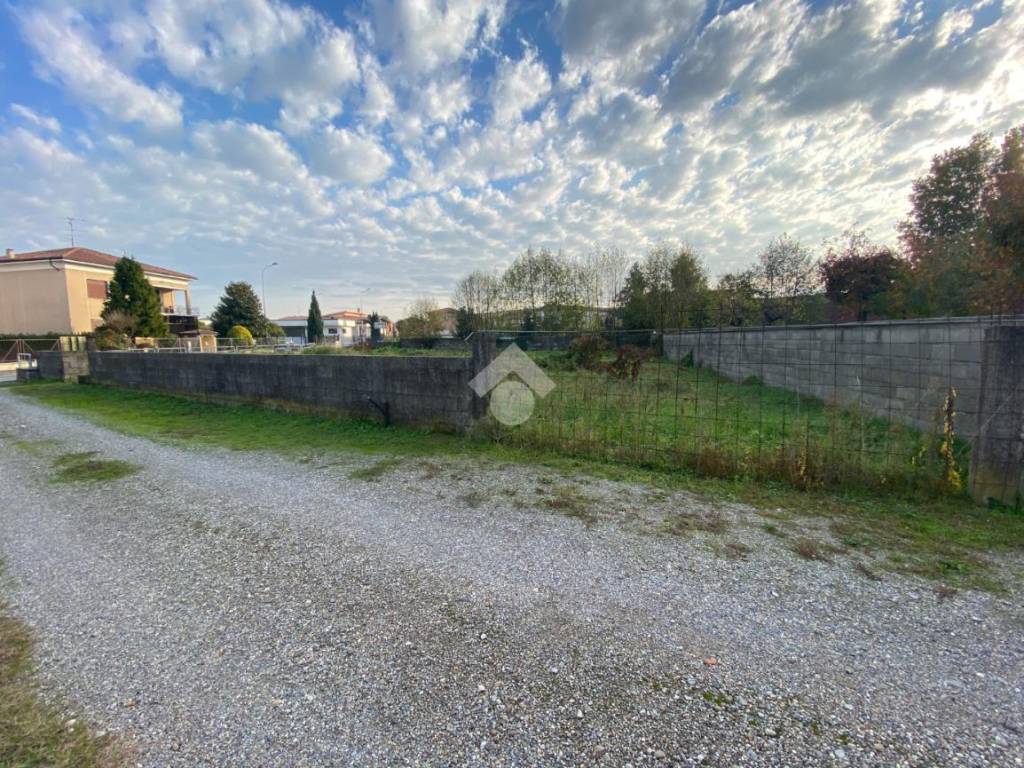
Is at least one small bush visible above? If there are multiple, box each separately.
[606,345,655,381]
[93,327,127,350]
[227,325,254,345]
[568,335,608,370]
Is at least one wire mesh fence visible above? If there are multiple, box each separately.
[0,338,60,365]
[475,313,1024,500]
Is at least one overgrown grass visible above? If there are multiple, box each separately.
[0,563,124,767]
[520,352,969,496]
[13,382,1024,590]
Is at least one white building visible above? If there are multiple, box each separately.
[275,310,370,345]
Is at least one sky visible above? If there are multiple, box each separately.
[0,0,1022,320]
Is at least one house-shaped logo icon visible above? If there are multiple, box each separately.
[468,344,555,425]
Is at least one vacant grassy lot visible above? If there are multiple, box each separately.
[12,382,1024,591]
[0,563,123,768]
[518,352,964,495]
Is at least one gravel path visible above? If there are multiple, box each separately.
[0,388,1022,767]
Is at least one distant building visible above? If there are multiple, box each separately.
[0,247,197,335]
[275,310,394,345]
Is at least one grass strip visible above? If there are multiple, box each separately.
[13,382,1024,590]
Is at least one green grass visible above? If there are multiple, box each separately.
[0,563,124,768]
[522,352,967,495]
[13,381,1024,590]
[50,451,139,484]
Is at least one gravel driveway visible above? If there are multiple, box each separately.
[0,388,1022,767]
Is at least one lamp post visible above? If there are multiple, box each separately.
[261,261,278,317]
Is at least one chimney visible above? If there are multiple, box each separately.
[4,248,14,259]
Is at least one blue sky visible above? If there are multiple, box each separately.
[1,0,1021,319]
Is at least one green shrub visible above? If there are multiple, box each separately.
[93,328,127,350]
[568,335,608,370]
[227,325,254,345]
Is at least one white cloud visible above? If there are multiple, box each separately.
[192,121,308,185]
[16,6,183,131]
[556,0,704,86]
[3,0,1024,318]
[10,104,61,134]
[417,77,474,125]
[490,47,552,124]
[307,127,394,185]
[370,0,505,76]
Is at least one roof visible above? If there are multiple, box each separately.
[2,247,196,280]
[275,310,368,322]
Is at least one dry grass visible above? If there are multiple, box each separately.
[935,583,959,601]
[853,561,883,581]
[348,457,402,481]
[792,537,831,562]
[459,490,489,508]
[542,485,598,525]
[1,569,125,767]
[719,540,753,560]
[663,510,730,537]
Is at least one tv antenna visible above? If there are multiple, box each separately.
[66,217,76,246]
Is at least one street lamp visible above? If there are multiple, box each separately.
[261,261,278,317]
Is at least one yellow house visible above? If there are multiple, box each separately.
[0,247,197,335]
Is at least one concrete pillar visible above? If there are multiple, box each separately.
[470,331,497,420]
[970,326,1024,506]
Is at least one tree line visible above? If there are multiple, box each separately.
[451,124,1023,333]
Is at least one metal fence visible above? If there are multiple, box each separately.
[476,314,1024,500]
[0,338,61,366]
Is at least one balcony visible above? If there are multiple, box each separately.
[161,305,199,316]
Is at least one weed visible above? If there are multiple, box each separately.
[348,457,401,481]
[853,561,882,581]
[459,490,489,508]
[720,540,753,560]
[935,583,959,601]
[762,522,787,538]
[701,689,734,707]
[542,485,597,525]
[663,511,729,537]
[792,537,830,562]
[50,451,138,484]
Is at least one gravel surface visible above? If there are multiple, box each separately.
[0,388,1022,767]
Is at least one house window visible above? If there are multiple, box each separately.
[87,280,108,300]
[327,328,337,334]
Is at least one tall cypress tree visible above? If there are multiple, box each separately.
[102,257,168,337]
[306,291,324,343]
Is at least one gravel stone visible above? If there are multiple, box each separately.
[0,389,1022,766]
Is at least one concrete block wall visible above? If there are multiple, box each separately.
[36,350,90,382]
[970,326,1024,505]
[86,352,477,431]
[664,317,1024,444]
